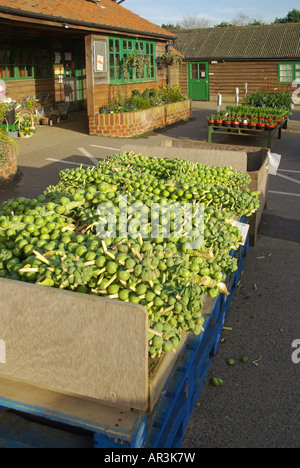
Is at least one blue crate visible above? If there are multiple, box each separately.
[0,226,249,449]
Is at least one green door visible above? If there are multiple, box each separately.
[188,62,209,100]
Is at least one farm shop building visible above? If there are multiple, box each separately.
[0,0,177,130]
[174,23,300,102]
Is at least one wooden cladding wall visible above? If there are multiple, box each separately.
[208,60,296,102]
[178,63,188,98]
[5,78,56,103]
[169,63,185,90]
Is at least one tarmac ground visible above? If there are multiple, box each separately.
[0,101,299,448]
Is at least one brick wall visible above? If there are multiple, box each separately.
[0,144,18,183]
[89,99,192,137]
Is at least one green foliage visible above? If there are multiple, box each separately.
[0,131,19,168]
[131,96,151,110]
[122,51,152,80]
[274,8,300,23]
[142,89,150,100]
[19,115,36,136]
[99,85,185,114]
[131,89,142,98]
[241,90,293,109]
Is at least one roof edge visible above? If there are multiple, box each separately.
[0,5,175,40]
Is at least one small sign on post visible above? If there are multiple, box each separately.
[217,93,222,112]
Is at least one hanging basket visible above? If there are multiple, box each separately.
[163,56,174,66]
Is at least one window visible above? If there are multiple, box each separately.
[191,63,207,80]
[278,63,300,84]
[0,36,51,80]
[109,36,156,84]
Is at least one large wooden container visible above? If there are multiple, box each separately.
[0,277,191,412]
[0,277,217,413]
[121,140,270,245]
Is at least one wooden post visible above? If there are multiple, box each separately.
[85,35,95,117]
[217,93,222,113]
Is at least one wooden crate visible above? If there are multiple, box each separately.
[0,237,249,448]
[121,140,269,245]
[0,277,193,413]
[246,148,269,245]
[0,275,220,414]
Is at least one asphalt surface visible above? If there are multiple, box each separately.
[0,102,299,448]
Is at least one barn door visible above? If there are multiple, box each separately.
[188,62,209,100]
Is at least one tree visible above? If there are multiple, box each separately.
[215,22,234,28]
[215,13,263,28]
[180,14,214,29]
[161,23,182,32]
[274,8,300,23]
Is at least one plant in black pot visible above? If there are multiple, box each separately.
[231,116,241,128]
[207,114,216,126]
[224,114,232,127]
[215,112,224,126]
[5,101,17,125]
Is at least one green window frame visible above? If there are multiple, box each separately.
[0,36,51,80]
[109,36,156,84]
[278,62,300,84]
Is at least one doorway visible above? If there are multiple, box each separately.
[188,62,209,100]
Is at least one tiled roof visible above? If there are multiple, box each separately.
[0,0,174,39]
[174,23,300,59]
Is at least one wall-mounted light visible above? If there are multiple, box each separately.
[63,23,69,28]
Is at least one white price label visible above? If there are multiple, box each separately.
[231,220,249,245]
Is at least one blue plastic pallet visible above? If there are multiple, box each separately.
[0,228,249,449]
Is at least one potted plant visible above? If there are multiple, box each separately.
[5,103,16,125]
[161,52,174,66]
[160,52,183,68]
[18,114,36,138]
[224,114,232,127]
[240,118,249,128]
[21,96,39,114]
[248,117,258,129]
[207,114,216,126]
[215,112,224,126]
[123,51,151,79]
[266,119,277,129]
[232,117,241,128]
[257,119,266,129]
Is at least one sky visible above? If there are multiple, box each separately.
[122,0,298,26]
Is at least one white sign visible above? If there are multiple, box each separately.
[268,152,281,175]
[231,220,250,245]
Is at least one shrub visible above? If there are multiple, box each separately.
[0,131,19,168]
[131,89,142,98]
[242,90,292,110]
[142,89,150,100]
[131,96,151,110]
[99,85,185,114]
[149,88,159,98]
